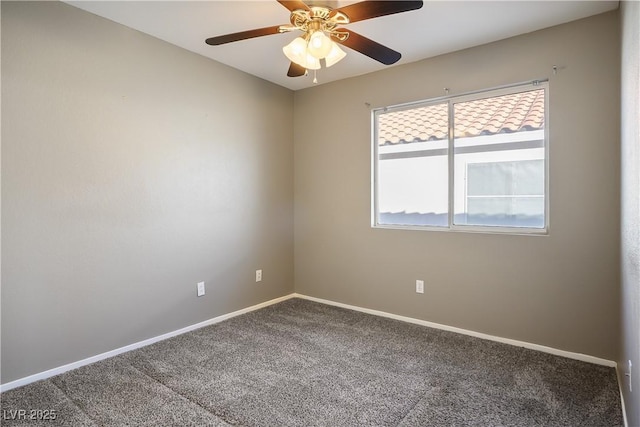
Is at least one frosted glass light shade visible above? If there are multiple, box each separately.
[302,53,321,70]
[283,37,321,70]
[325,42,346,67]
[308,31,333,59]
[283,37,306,63]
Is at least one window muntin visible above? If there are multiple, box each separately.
[373,83,547,233]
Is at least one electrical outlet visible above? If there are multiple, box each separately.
[256,269,262,282]
[416,280,424,294]
[197,281,205,297]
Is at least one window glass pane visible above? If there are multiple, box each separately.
[376,103,449,227]
[453,89,545,228]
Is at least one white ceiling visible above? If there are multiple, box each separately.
[65,1,619,91]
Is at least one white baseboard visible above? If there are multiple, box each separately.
[2,292,618,394]
[293,293,617,368]
[0,294,296,393]
[617,365,630,427]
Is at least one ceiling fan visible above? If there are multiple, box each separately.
[205,1,424,79]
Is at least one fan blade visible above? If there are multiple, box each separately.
[332,30,401,65]
[205,26,283,45]
[332,1,423,23]
[277,0,310,12]
[287,62,306,77]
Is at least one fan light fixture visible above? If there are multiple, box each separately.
[282,30,346,70]
[279,6,350,78]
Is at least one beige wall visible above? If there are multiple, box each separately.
[294,11,620,360]
[1,1,294,383]
[620,1,640,424]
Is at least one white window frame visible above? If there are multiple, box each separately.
[371,81,549,235]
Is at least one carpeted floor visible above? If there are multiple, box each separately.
[1,298,623,426]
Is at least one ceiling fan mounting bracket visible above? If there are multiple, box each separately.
[289,6,350,38]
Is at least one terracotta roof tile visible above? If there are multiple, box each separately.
[379,89,544,145]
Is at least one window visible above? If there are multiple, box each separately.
[373,83,547,233]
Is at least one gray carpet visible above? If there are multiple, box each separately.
[1,298,623,426]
